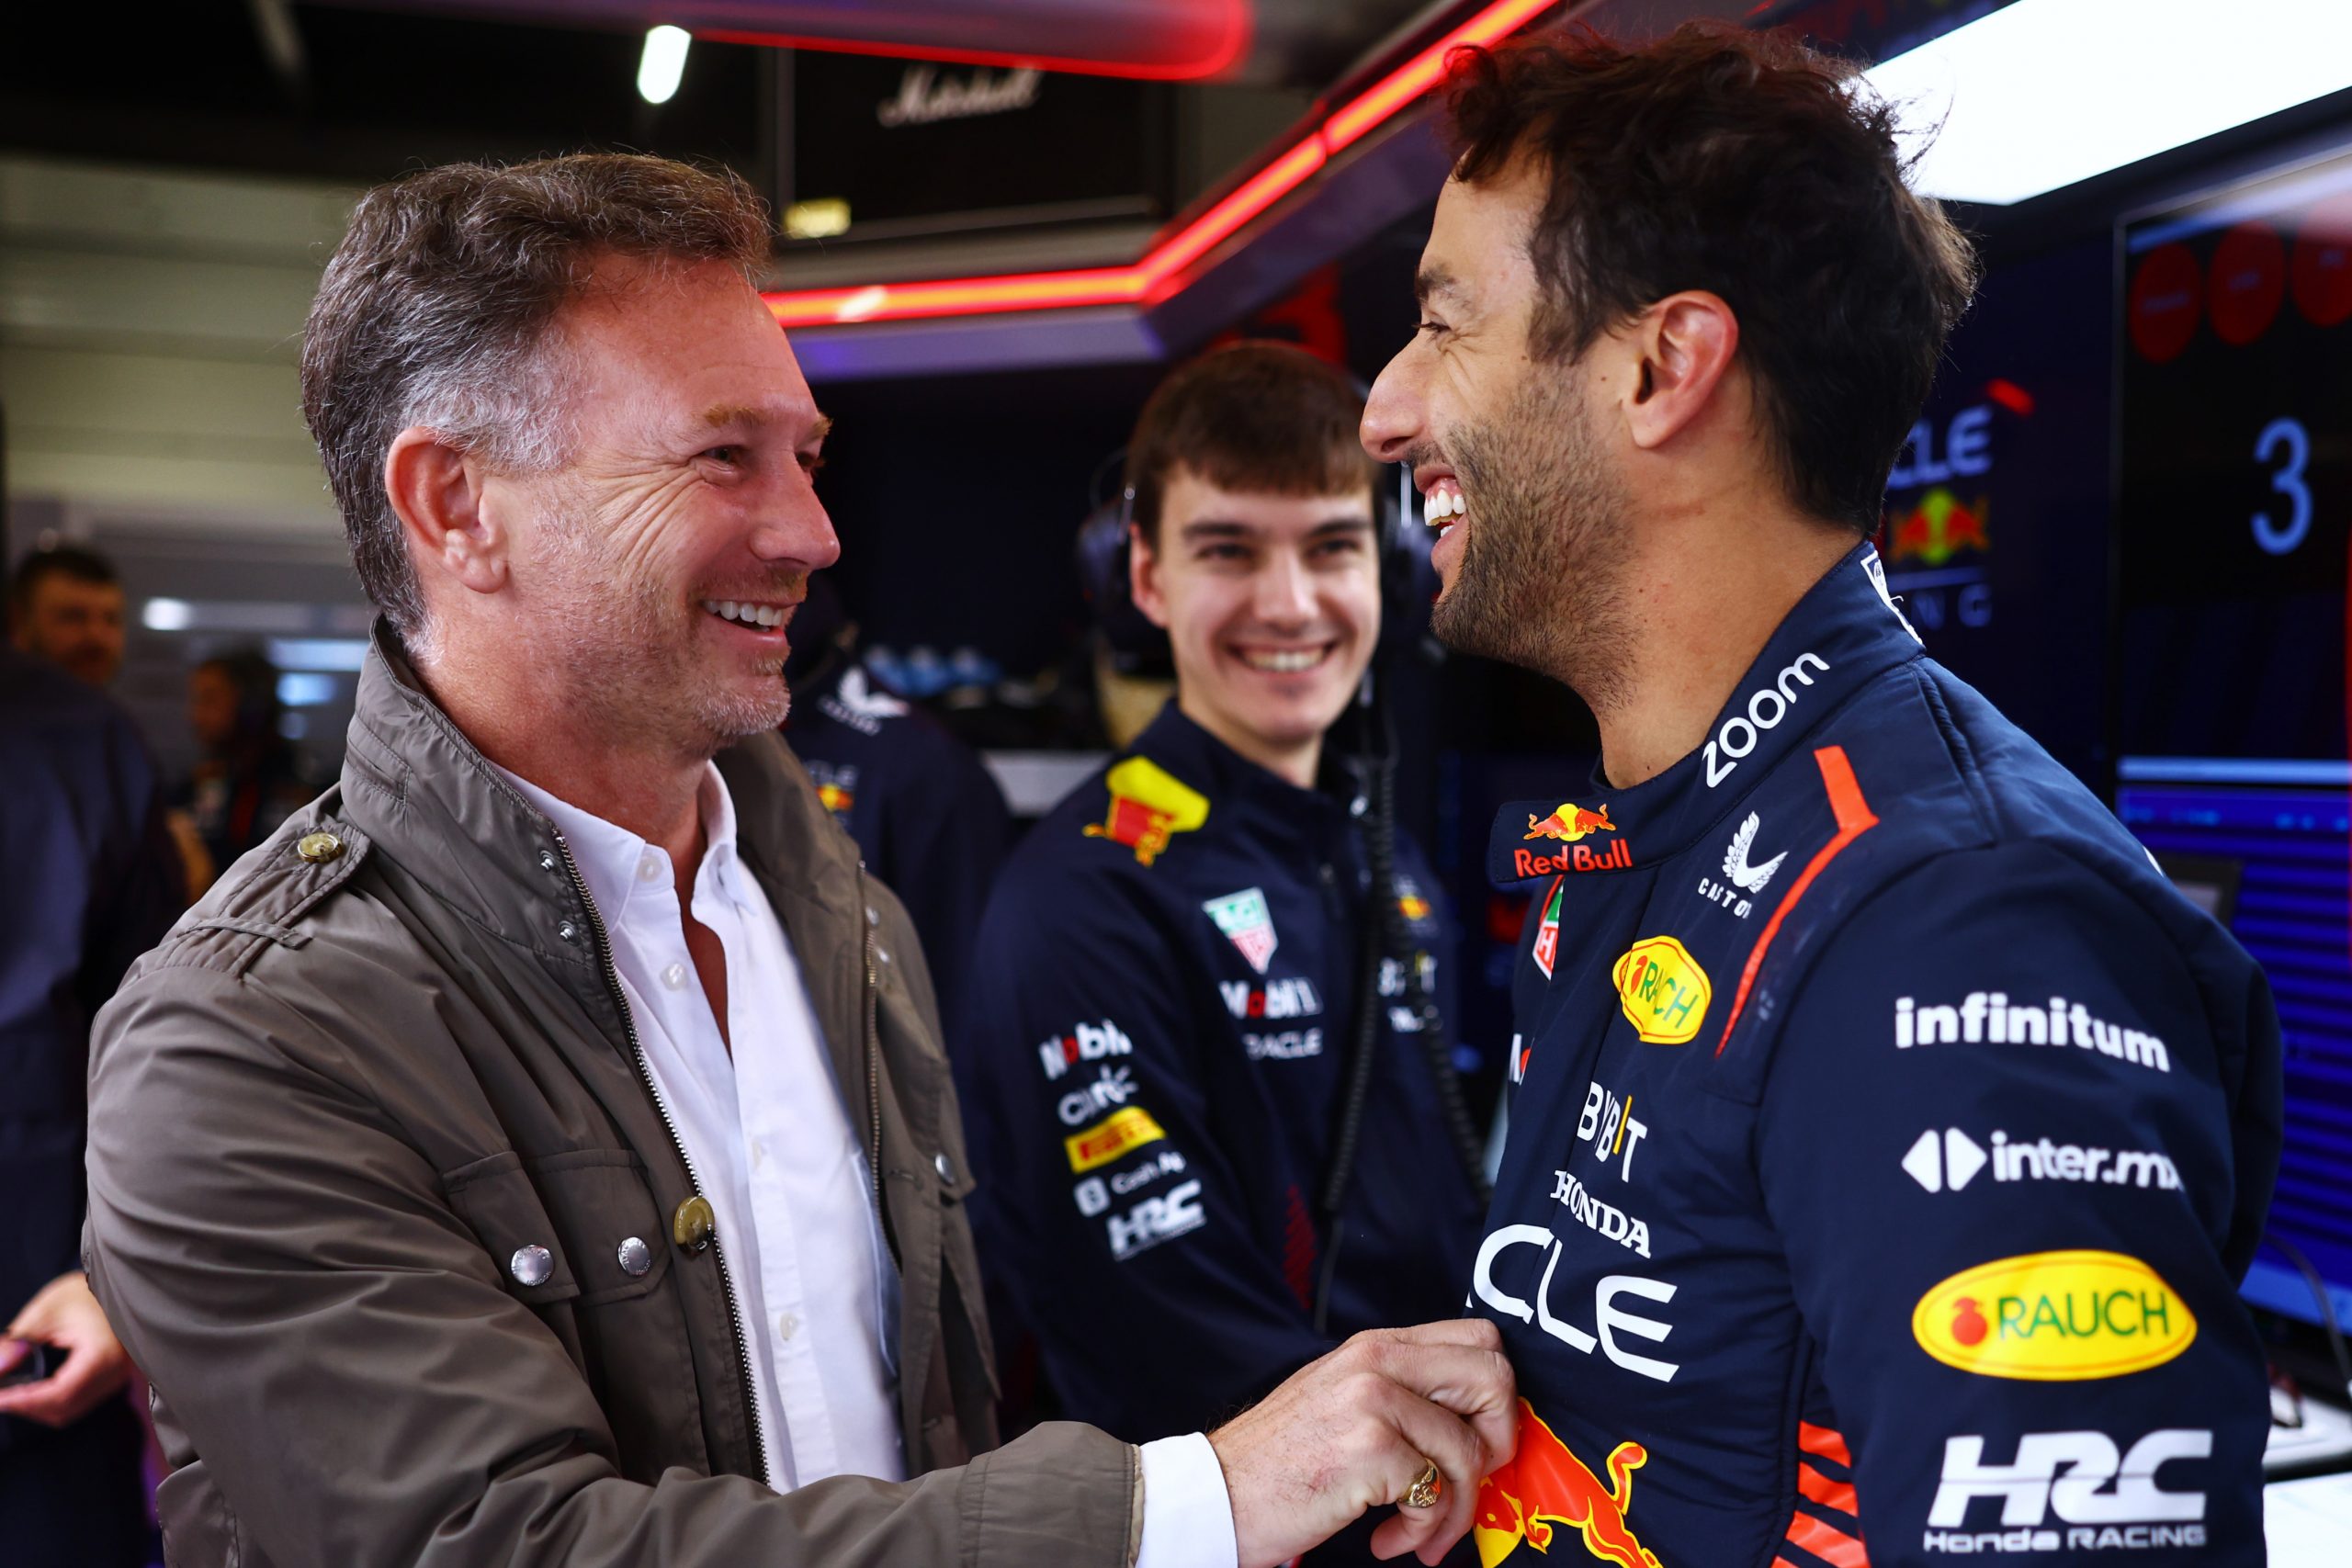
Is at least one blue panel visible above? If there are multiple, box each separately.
[2119,771,2352,1323]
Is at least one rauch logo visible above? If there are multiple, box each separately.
[1911,1250,2195,1381]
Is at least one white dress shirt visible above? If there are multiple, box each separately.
[503,762,1235,1566]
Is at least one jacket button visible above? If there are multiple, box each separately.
[616,1236,652,1278]
[509,1245,554,1287]
[934,1152,955,1184]
[296,830,345,864]
[672,1195,716,1252]
[557,920,581,943]
[537,849,559,873]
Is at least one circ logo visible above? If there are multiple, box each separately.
[1913,1250,2196,1381]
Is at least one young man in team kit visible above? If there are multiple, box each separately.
[962,347,1490,1551]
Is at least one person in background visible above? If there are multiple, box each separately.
[959,345,1490,1568]
[0,636,183,1568]
[782,576,1012,1023]
[9,544,128,689]
[176,649,317,885]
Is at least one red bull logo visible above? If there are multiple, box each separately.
[1082,758,1209,866]
[1476,1401,1663,1567]
[816,781,854,817]
[1526,803,1615,843]
[1886,487,1989,568]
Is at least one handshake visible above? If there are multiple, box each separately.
[1205,1319,1519,1567]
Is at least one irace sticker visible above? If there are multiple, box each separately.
[1911,1250,2195,1381]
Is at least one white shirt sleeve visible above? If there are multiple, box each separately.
[1135,1432,1239,1568]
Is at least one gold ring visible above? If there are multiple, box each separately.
[1402,1460,1442,1510]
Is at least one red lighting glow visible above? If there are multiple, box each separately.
[763,0,1559,330]
[707,0,1252,84]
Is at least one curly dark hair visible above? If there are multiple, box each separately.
[1442,22,1977,534]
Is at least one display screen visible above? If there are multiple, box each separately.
[2117,152,2351,761]
[2118,152,2352,1326]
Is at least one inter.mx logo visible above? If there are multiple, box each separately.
[1038,1020,1132,1080]
[1924,1429,2211,1555]
[1902,1128,2182,1193]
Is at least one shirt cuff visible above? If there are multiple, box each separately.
[1135,1432,1238,1568]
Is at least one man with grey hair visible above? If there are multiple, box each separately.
[81,153,1513,1568]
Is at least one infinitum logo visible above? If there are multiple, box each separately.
[1895,993,2169,1074]
[1902,1128,2182,1194]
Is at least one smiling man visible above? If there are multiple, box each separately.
[962,346,1489,1568]
[1363,27,2282,1568]
[80,159,1514,1568]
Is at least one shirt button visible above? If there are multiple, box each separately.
[777,1312,799,1341]
[637,849,664,884]
[510,1245,554,1287]
[662,963,687,989]
[616,1236,652,1279]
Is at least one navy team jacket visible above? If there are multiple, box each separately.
[1470,546,2282,1568]
[962,704,1484,1443]
[784,651,1011,1021]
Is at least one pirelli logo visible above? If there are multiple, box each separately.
[1065,1106,1168,1173]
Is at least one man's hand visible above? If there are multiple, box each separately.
[0,1270,134,1427]
[1208,1320,1517,1568]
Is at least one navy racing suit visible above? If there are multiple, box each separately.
[1470,545,2282,1568]
[784,649,1012,1021]
[962,703,1485,1447]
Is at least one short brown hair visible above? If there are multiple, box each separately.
[1443,23,1976,534]
[1123,343,1378,547]
[301,154,772,637]
[10,544,119,618]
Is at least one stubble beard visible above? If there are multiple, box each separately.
[535,502,797,762]
[1428,363,1637,716]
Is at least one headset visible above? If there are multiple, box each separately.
[1074,446,1492,1332]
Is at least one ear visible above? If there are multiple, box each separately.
[1127,522,1172,630]
[383,427,509,599]
[1623,291,1740,453]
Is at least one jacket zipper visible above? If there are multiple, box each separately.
[552,833,772,1489]
[857,872,885,1223]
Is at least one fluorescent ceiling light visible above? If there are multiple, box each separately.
[1865,0,2352,206]
[638,25,691,106]
[141,597,192,632]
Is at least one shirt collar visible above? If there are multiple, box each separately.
[492,760,741,925]
[1487,542,1925,886]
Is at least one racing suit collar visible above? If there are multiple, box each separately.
[1133,700,1359,830]
[1487,543,1924,886]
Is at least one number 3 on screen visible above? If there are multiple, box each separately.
[2252,416,2311,556]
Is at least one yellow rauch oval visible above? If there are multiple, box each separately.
[1912,1250,2197,1381]
[1611,935,1712,1044]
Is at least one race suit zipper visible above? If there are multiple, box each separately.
[551,832,772,1488]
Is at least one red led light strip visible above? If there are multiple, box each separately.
[764,0,1558,329]
[706,0,1252,84]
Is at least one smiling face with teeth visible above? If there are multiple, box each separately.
[1130,466,1380,789]
[454,255,841,764]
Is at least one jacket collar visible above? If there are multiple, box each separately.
[337,622,856,956]
[1487,543,1923,886]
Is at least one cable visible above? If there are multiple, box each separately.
[1311,658,1492,1335]
[2259,1232,2352,1404]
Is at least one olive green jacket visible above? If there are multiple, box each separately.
[85,630,1137,1567]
